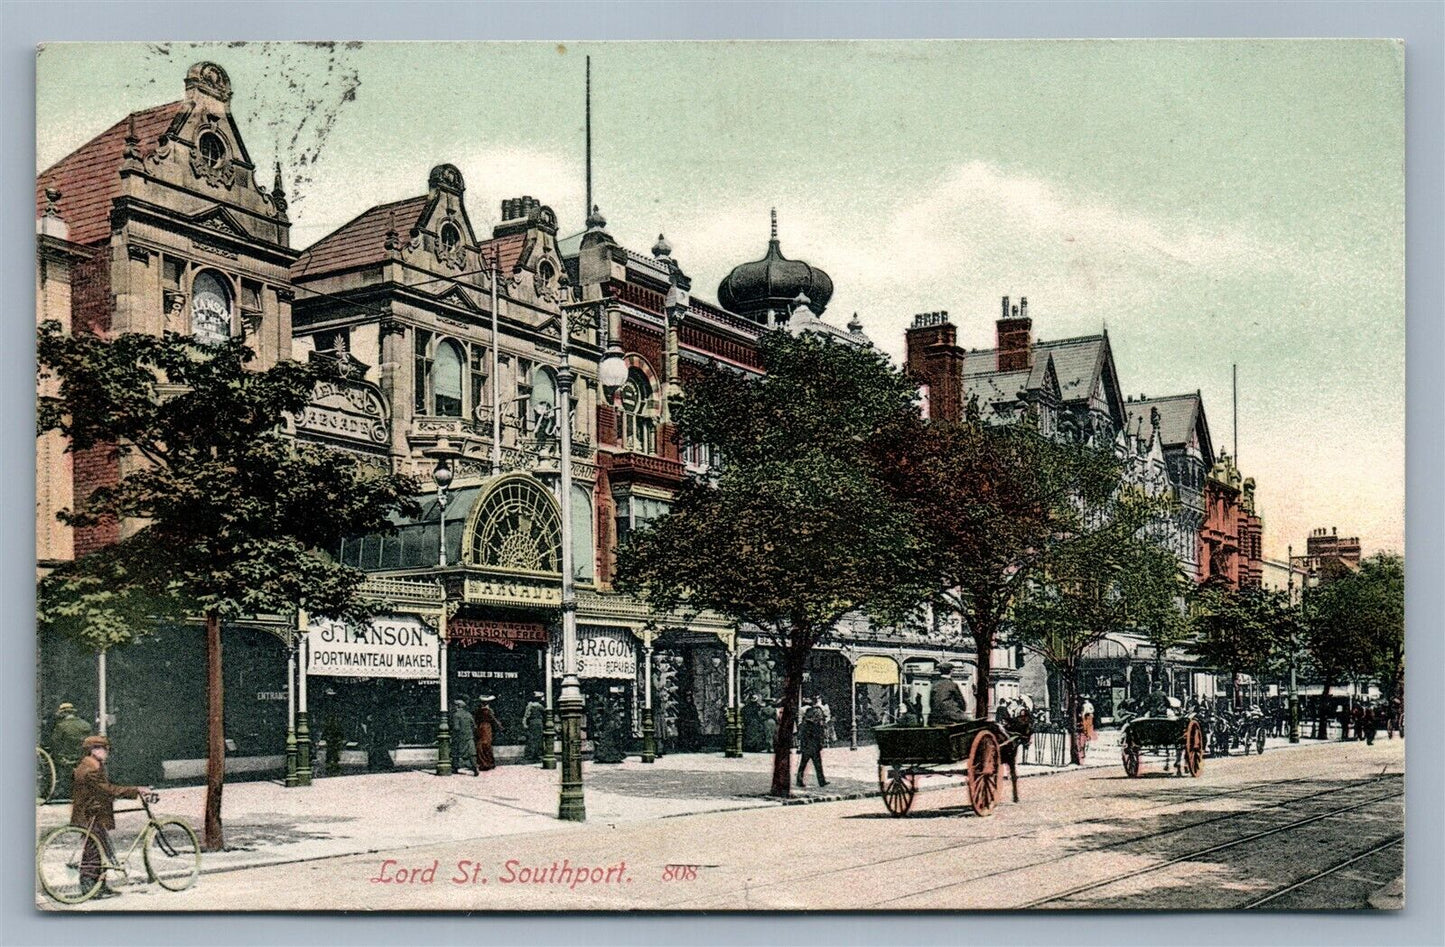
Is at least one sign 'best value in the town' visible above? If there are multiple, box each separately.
[307,617,439,680]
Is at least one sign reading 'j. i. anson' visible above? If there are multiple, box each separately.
[307,617,439,679]
[551,627,637,680]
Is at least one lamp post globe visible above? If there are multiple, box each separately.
[598,344,628,394]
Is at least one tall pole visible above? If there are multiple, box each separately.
[96,649,108,736]
[285,639,298,787]
[434,469,452,776]
[296,621,311,786]
[1232,363,1238,463]
[641,642,655,763]
[584,56,592,226]
[490,253,501,476]
[542,637,556,770]
[557,304,586,821]
[1288,545,1300,743]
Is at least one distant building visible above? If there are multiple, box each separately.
[1301,526,1362,583]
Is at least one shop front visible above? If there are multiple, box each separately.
[451,616,548,751]
[552,626,638,760]
[853,655,902,744]
[652,630,730,753]
[304,614,440,774]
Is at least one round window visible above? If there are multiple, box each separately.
[197,132,227,168]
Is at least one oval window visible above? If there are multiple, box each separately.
[197,132,227,167]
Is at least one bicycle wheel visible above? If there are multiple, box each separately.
[143,819,200,891]
[37,825,104,904]
[37,747,56,805]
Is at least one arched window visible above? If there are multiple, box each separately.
[467,476,563,573]
[434,340,464,417]
[190,269,232,345]
[620,368,657,454]
[528,366,558,437]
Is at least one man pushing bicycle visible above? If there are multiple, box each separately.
[71,735,150,898]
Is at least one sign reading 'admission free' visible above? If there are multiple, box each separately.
[307,617,439,680]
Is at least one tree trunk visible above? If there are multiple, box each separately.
[1064,658,1081,766]
[770,640,808,798]
[204,611,225,851]
[971,625,995,720]
[1318,677,1334,742]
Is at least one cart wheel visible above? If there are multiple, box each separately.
[966,731,1000,817]
[878,765,916,817]
[1122,744,1141,778]
[1256,729,1267,755]
[1184,720,1205,777]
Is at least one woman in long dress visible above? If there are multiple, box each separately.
[474,697,502,772]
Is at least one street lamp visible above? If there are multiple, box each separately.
[1285,546,1317,745]
[555,301,627,822]
[424,440,457,775]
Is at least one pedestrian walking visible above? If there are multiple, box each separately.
[1080,697,1096,742]
[820,697,836,747]
[1351,703,1364,742]
[451,699,478,775]
[71,735,149,898]
[1387,695,1403,739]
[742,694,768,753]
[473,697,502,772]
[521,692,546,763]
[796,695,828,788]
[1362,703,1378,745]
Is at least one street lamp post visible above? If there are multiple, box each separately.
[426,442,457,776]
[555,301,627,822]
[1285,547,1316,745]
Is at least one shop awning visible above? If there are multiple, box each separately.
[855,655,900,686]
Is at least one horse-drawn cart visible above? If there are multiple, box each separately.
[873,720,1021,817]
[1120,716,1204,778]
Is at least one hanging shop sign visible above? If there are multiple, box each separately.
[306,617,439,680]
[855,655,901,686]
[451,618,548,650]
[551,628,637,680]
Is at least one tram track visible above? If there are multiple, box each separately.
[663,765,1399,909]
[863,773,1401,909]
[1015,788,1404,909]
[1241,834,1404,910]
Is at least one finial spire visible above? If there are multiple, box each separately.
[271,161,288,215]
[770,206,778,242]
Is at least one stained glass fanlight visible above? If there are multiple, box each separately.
[467,476,563,573]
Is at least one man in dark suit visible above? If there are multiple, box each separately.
[796,695,828,789]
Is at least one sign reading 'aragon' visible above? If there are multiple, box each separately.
[306,617,439,679]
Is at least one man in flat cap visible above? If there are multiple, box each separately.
[929,662,970,725]
[71,735,149,897]
[49,702,91,799]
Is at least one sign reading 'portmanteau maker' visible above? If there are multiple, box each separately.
[306,616,439,679]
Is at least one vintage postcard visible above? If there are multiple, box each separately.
[34,40,1404,912]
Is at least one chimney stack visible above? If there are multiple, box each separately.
[996,292,1034,373]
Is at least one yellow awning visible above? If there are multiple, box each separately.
[855,655,900,686]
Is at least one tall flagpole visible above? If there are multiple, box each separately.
[585,55,592,225]
[1233,362,1238,463]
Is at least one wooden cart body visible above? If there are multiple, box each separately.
[872,720,1020,817]
[1120,716,1204,777]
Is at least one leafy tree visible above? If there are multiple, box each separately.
[1008,493,1178,763]
[1303,553,1404,732]
[615,330,926,797]
[1189,582,1297,709]
[36,322,418,849]
[872,414,1120,718]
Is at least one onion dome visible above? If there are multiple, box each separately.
[717,208,833,321]
[586,204,608,231]
[652,233,672,259]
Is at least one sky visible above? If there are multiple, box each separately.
[35,40,1405,561]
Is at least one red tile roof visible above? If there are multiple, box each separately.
[292,196,428,278]
[36,102,187,246]
[477,233,526,275]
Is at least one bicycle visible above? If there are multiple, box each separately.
[36,793,199,904]
[37,747,56,805]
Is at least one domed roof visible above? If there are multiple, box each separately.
[717,209,833,321]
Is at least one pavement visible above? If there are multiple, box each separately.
[36,728,1326,880]
[40,735,1403,911]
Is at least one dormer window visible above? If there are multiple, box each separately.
[197,132,227,168]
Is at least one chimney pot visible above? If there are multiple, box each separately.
[1002,296,1010,320]
[1020,296,1028,318]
